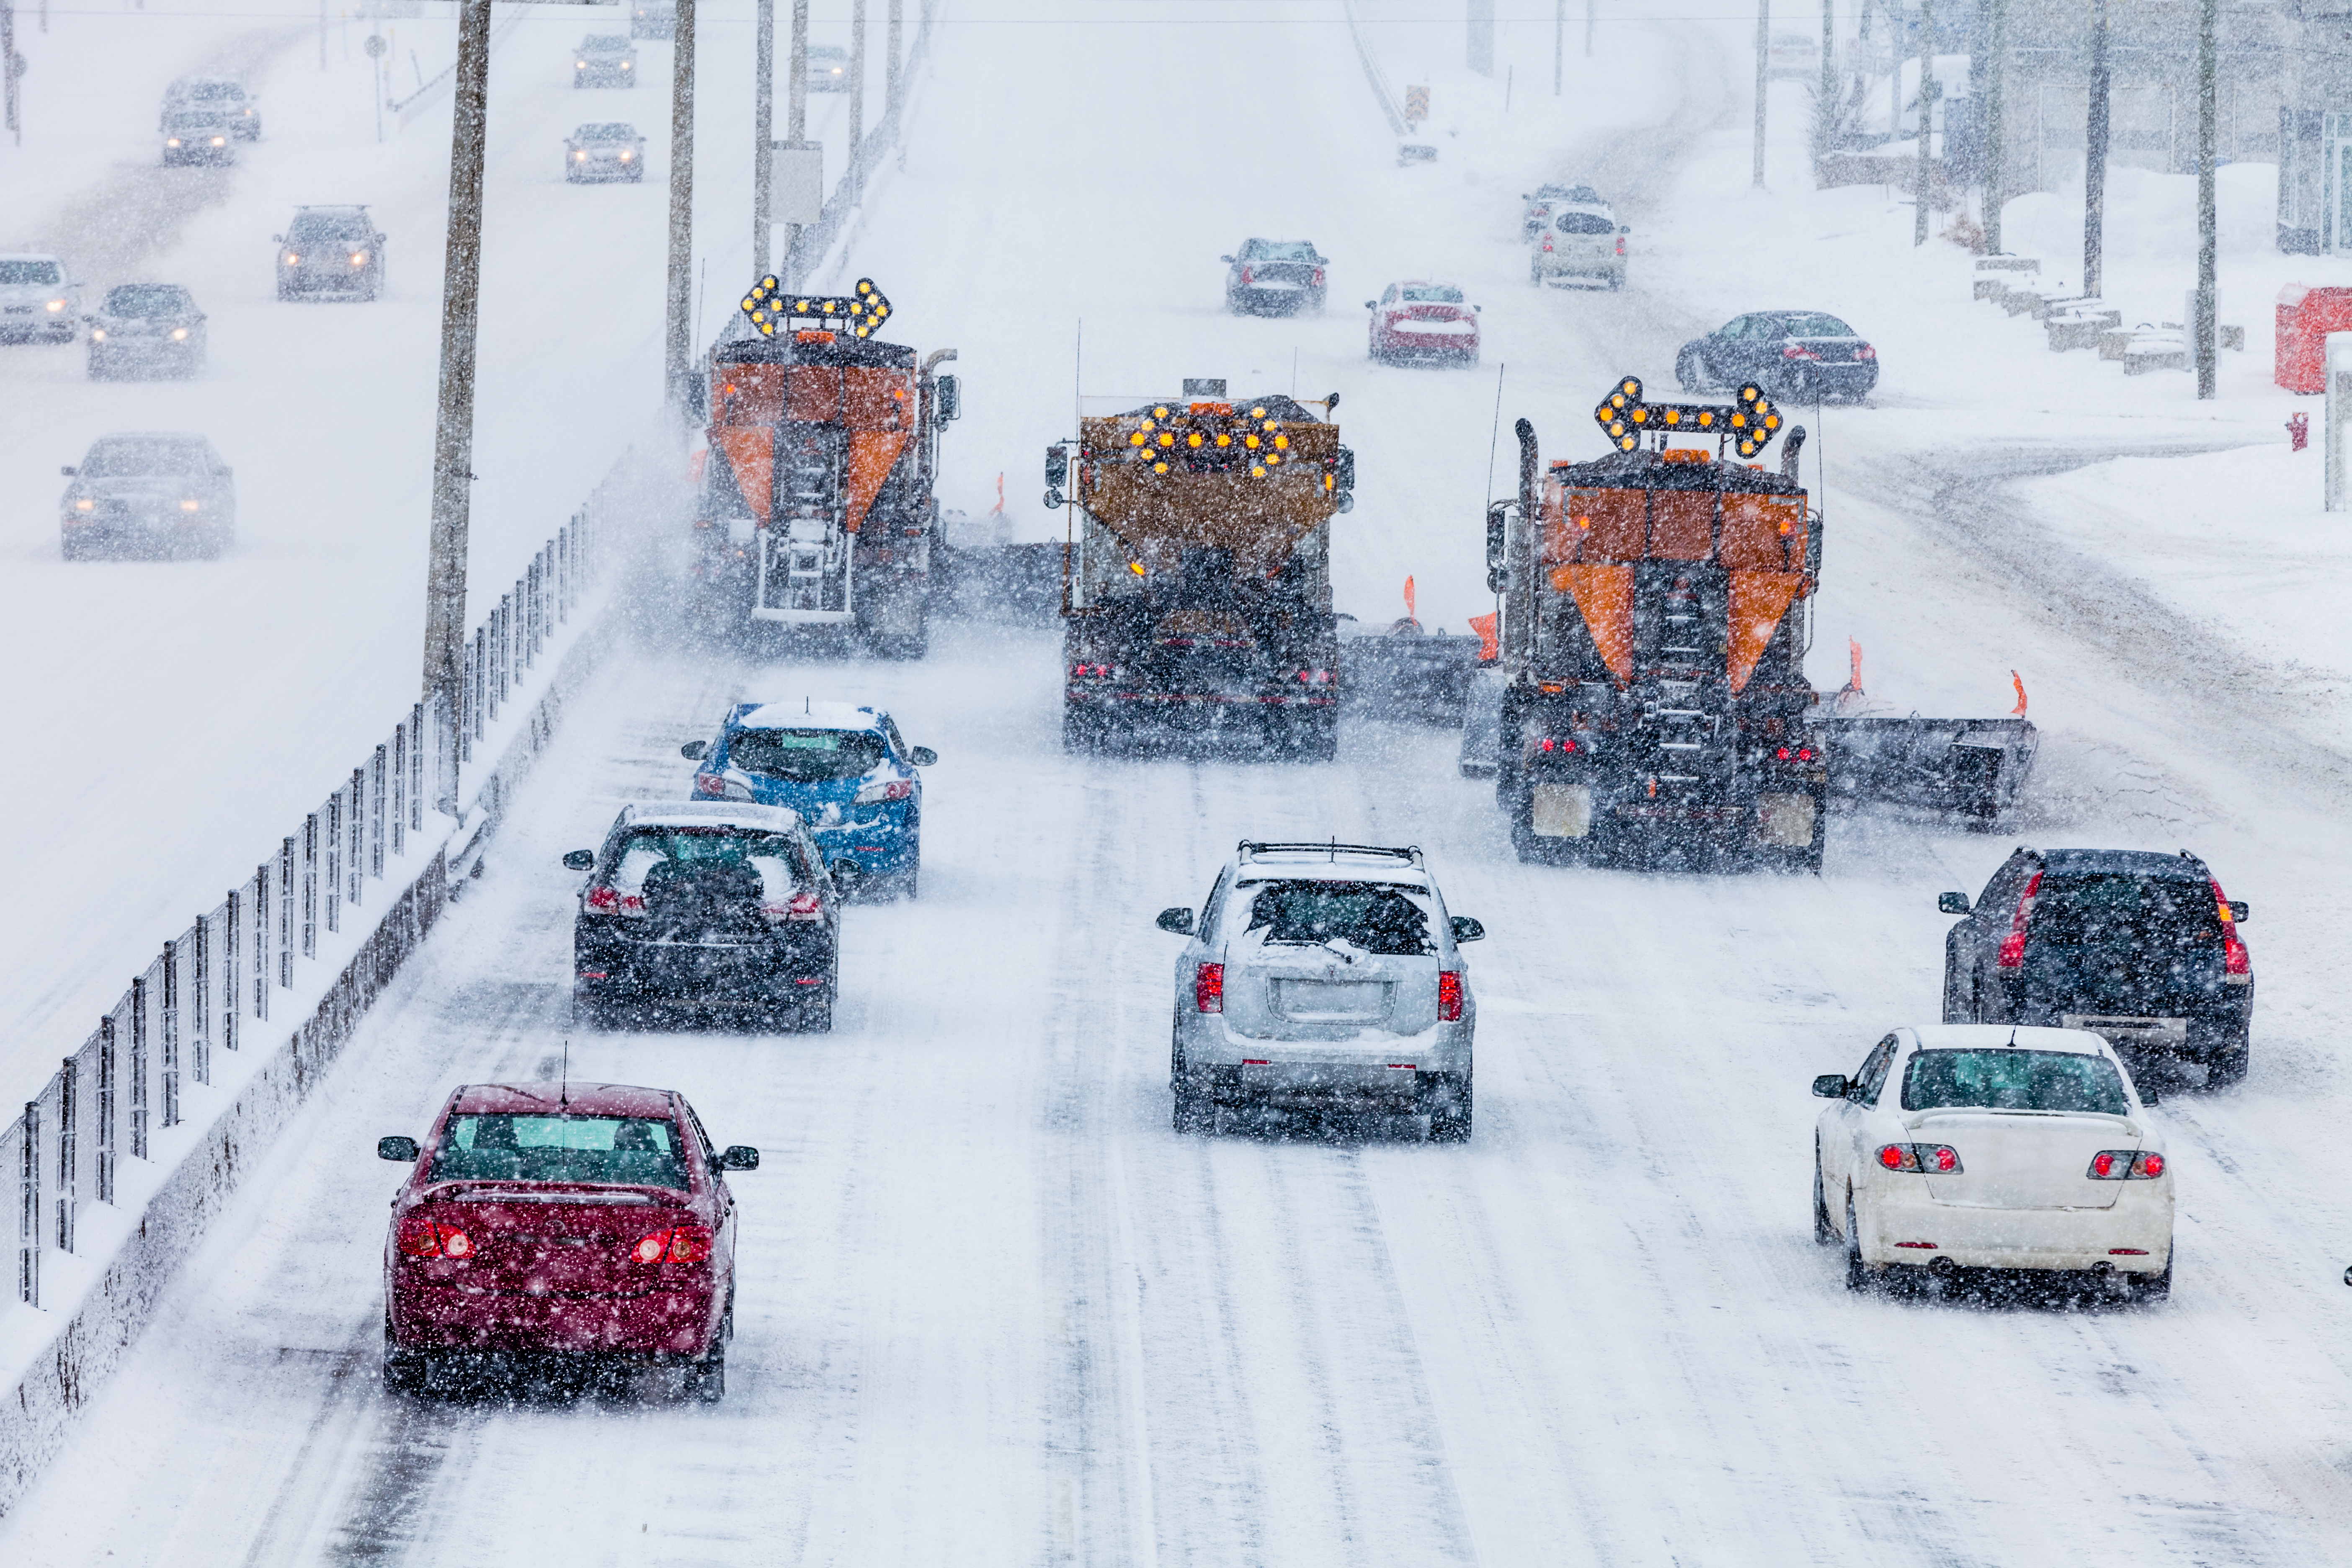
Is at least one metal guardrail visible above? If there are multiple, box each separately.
[388,1,529,131]
[779,0,937,286]
[9,490,612,1311]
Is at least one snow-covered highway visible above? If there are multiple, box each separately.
[7,1,2352,1563]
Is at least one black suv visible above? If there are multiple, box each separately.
[1938,847,2252,1086]
[565,802,840,1031]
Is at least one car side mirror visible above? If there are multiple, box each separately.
[910,746,937,766]
[2229,900,2249,922]
[934,374,960,421]
[1450,915,1485,943]
[1364,299,1376,309]
[1220,255,1235,263]
[1619,224,1631,235]
[273,234,284,243]
[378,1135,420,1162]
[1811,1075,1849,1100]
[1937,892,1971,915]
[59,465,76,477]
[1156,907,1194,935]
[680,739,708,760]
[718,1145,760,1171]
[562,849,596,871]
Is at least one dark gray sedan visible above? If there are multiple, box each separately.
[565,121,646,182]
[275,206,385,302]
[88,284,206,379]
[59,433,237,560]
[1674,310,1878,403]
[1222,239,1327,316]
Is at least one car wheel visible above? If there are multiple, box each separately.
[2202,1020,2251,1088]
[891,841,921,901]
[1940,951,1973,1024]
[1774,367,1814,404]
[1529,257,1542,286]
[795,978,836,1033]
[382,1328,430,1395]
[1608,272,1625,291]
[1843,1193,1873,1292]
[1427,1071,1473,1142]
[2136,1255,2174,1304]
[686,1338,726,1403]
[1813,1153,1837,1244]
[60,533,91,562]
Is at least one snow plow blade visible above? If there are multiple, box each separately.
[1342,631,1486,726]
[1808,715,2040,821]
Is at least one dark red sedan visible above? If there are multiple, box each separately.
[1366,280,1480,365]
[378,1081,758,1400]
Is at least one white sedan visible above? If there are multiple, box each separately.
[1812,1025,2172,1300]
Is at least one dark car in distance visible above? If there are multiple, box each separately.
[567,801,841,1030]
[378,1081,759,1401]
[276,206,385,302]
[1222,239,1327,315]
[161,108,236,166]
[1675,310,1878,403]
[161,75,260,139]
[87,284,206,379]
[59,431,235,559]
[1939,847,2253,1087]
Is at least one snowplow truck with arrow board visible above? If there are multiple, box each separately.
[1046,380,1356,757]
[691,276,959,658]
[1476,375,2037,871]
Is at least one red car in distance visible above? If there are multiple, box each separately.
[1366,280,1481,366]
[378,1081,759,1401]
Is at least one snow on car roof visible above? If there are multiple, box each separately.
[1908,1024,2115,1057]
[448,1082,677,1117]
[732,699,884,732]
[620,800,805,833]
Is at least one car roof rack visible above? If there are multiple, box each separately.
[1236,839,1423,867]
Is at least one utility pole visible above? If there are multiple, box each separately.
[1816,0,1836,163]
[319,0,327,70]
[2084,0,2109,297]
[754,0,774,282]
[1983,0,2004,250]
[1753,0,1770,188]
[785,0,807,283]
[2195,0,2217,397]
[664,0,696,410]
[3,0,19,149]
[1913,0,1934,245]
[1586,0,1595,57]
[848,0,865,203]
[423,0,493,818]
[1555,0,1565,93]
[887,0,902,119]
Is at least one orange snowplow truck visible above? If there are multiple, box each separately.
[1478,376,2036,872]
[692,277,959,658]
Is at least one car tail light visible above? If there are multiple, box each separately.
[1294,668,1334,685]
[1856,344,1877,360]
[1071,662,1118,678]
[1438,971,1464,1021]
[1538,736,1577,753]
[397,1215,473,1258]
[694,773,727,796]
[1875,1143,1962,1173]
[763,890,825,923]
[2210,877,2251,977]
[1311,267,1325,286]
[1782,345,1821,360]
[585,885,646,917]
[636,1224,714,1264]
[632,1232,667,1264]
[2087,1149,2165,1180]
[1615,236,1626,256]
[1996,870,2043,968]
[1542,235,1555,253]
[855,777,915,805]
[1240,266,1253,285]
[1773,746,1815,761]
[1194,962,1224,1013]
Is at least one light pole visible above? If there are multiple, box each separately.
[785,0,807,283]
[1913,0,1934,246]
[1753,0,1770,188]
[887,0,902,118]
[1816,0,1836,163]
[664,0,697,410]
[755,0,774,281]
[1555,0,1565,93]
[2084,0,2109,297]
[1983,0,2004,251]
[2195,0,2217,398]
[848,0,865,203]
[423,0,493,816]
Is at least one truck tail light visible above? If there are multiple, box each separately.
[1996,870,2043,968]
[1773,746,1815,761]
[1538,737,1576,753]
[1542,235,1555,253]
[1615,236,1626,256]
[1294,668,1334,685]
[1438,972,1464,1021]
[2087,1150,2165,1180]
[1194,963,1225,1013]
[1876,1143,1961,1173]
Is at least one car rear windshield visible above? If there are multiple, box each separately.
[1556,211,1615,234]
[186,81,244,100]
[166,111,223,130]
[727,727,886,782]
[290,214,369,240]
[1775,313,1856,338]
[1247,241,1318,261]
[577,123,636,140]
[427,1114,688,1189]
[2033,874,2220,949]
[0,259,62,286]
[82,438,205,476]
[103,286,191,317]
[584,34,629,48]
[1400,284,1464,303]
[609,826,807,898]
[1237,879,1435,957]
[1901,1050,2130,1115]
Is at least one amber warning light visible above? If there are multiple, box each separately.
[1592,374,1783,459]
[741,275,892,338]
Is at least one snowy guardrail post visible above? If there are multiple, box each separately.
[2328,331,2352,511]
[17,1103,35,1306]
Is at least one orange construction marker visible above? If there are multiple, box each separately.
[2011,671,2028,717]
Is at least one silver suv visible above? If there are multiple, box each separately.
[1158,841,1483,1139]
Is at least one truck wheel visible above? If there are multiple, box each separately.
[1061,706,1100,754]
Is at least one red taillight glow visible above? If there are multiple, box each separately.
[1997,870,2043,968]
[1893,1241,1938,1249]
[1195,963,1225,1013]
[1438,971,1463,1021]
[1615,237,1626,256]
[637,1224,714,1264]
[694,773,727,796]
[1311,268,1325,285]
[2211,878,2251,975]
[1772,746,1816,761]
[1876,1143,1961,1173]
[585,885,645,917]
[632,1233,666,1264]
[443,1228,475,1259]
[1538,736,1577,753]
[1240,266,1253,285]
[1782,345,1820,360]
[1542,235,1555,253]
[397,1215,474,1259]
[1071,662,1119,678]
[764,890,825,923]
[2088,1149,2166,1180]
[1856,344,1877,360]
[1294,668,1335,685]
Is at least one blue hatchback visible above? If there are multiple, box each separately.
[682,701,936,897]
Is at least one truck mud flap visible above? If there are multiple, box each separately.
[1341,634,1487,725]
[1809,716,2039,821]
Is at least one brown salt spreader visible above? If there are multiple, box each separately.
[1464,375,2037,871]
[690,277,959,658]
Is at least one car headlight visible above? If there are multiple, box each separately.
[351,252,367,265]
[577,59,587,67]
[618,150,632,160]
[620,60,631,68]
[167,137,182,147]
[171,328,188,340]
[181,499,201,512]
[575,150,587,160]
[285,253,300,264]
[211,136,226,146]
[46,299,63,312]
[74,499,93,511]
[90,328,106,341]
